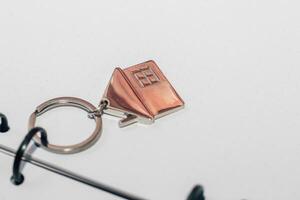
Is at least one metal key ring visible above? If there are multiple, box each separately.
[28,97,103,154]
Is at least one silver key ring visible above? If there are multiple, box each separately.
[28,97,103,154]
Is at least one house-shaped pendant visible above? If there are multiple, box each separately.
[101,60,185,127]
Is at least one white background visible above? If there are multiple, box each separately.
[0,1,299,200]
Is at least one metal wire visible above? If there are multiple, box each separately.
[0,143,146,200]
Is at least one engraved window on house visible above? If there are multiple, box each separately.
[132,66,160,87]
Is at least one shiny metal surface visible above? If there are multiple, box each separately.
[102,60,185,127]
[28,97,103,154]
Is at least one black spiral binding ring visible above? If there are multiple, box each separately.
[11,127,48,185]
[0,113,10,133]
[187,185,205,200]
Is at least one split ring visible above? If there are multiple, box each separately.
[28,97,102,154]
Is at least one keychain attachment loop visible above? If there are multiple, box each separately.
[88,100,108,119]
[28,97,103,154]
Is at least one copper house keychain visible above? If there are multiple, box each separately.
[0,62,205,200]
[28,60,185,154]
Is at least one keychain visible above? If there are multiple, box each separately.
[28,60,185,154]
[0,62,205,199]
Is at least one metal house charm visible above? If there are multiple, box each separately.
[102,60,185,127]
